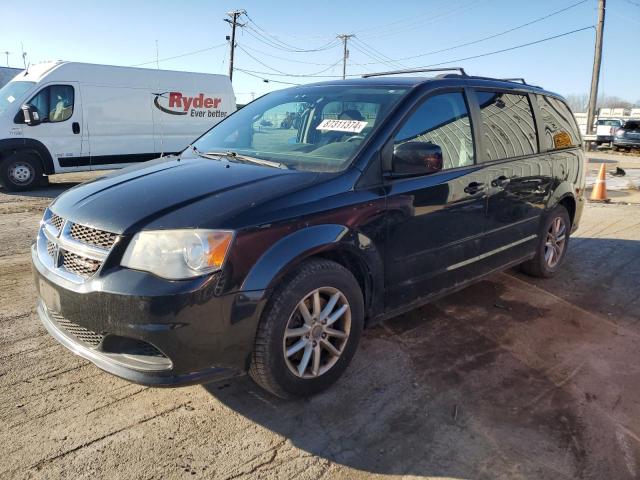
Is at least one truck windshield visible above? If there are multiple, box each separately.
[190,85,408,172]
[0,81,35,116]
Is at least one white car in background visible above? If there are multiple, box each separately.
[0,61,235,191]
[595,118,624,145]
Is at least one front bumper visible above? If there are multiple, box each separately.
[32,244,268,387]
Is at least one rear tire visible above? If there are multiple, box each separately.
[249,258,364,399]
[0,152,43,192]
[520,205,571,278]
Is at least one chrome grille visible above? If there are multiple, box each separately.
[46,241,56,258]
[70,223,117,250]
[50,214,64,232]
[61,250,101,278]
[50,312,105,348]
[37,209,117,284]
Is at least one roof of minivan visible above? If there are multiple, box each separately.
[300,75,563,100]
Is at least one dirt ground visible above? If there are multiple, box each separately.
[1,172,640,480]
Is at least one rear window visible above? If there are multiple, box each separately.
[476,91,537,161]
[624,121,640,130]
[536,95,581,150]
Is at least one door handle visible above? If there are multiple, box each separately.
[464,181,485,194]
[72,122,80,134]
[491,175,510,187]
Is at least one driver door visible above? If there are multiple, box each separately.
[23,82,85,170]
[384,89,490,310]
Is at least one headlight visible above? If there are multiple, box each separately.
[121,229,234,279]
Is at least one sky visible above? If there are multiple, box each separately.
[1,0,638,106]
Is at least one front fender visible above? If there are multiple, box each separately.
[240,224,383,309]
[546,180,575,210]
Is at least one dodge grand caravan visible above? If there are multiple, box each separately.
[33,68,585,399]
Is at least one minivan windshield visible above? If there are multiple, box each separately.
[0,81,35,116]
[190,85,408,172]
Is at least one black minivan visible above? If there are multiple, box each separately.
[32,68,585,398]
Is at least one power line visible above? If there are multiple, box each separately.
[236,43,343,76]
[235,43,340,66]
[244,14,339,52]
[235,68,302,85]
[357,0,488,40]
[130,43,227,67]
[409,26,595,70]
[238,26,594,80]
[356,0,590,65]
[352,0,478,36]
[350,38,407,69]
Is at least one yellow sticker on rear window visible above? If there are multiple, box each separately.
[553,131,572,148]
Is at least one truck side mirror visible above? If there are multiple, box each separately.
[392,141,443,176]
[21,104,41,126]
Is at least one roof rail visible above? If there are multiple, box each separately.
[502,78,527,84]
[361,67,467,78]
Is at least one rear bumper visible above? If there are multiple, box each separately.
[32,244,268,387]
[613,138,640,148]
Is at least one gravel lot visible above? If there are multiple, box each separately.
[1,171,640,479]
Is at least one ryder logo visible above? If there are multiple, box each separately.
[152,92,227,118]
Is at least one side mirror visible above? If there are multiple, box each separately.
[21,104,41,126]
[392,141,443,176]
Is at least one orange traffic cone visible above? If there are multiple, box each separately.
[590,163,609,202]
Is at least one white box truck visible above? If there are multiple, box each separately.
[0,61,235,191]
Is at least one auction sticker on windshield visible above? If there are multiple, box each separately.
[316,119,368,133]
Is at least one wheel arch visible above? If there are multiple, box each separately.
[0,138,55,175]
[240,224,384,321]
[546,181,577,226]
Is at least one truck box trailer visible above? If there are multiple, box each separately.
[0,61,235,191]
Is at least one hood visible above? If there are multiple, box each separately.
[50,156,319,234]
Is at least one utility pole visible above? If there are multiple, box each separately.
[586,0,606,135]
[2,51,9,67]
[337,34,354,80]
[224,9,246,82]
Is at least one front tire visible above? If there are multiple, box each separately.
[249,258,364,399]
[520,205,571,278]
[0,152,43,192]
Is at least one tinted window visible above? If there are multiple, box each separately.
[394,92,474,169]
[623,121,640,130]
[536,95,581,150]
[476,91,537,161]
[24,85,74,123]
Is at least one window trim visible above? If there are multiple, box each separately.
[382,86,478,178]
[470,87,540,164]
[15,84,75,125]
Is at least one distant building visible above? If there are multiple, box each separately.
[0,67,23,88]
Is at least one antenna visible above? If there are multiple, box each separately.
[21,42,27,69]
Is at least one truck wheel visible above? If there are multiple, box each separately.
[0,152,43,192]
[520,205,571,278]
[249,258,364,399]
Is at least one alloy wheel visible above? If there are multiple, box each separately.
[282,286,351,379]
[544,216,567,268]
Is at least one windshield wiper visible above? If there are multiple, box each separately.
[187,144,221,160]
[204,150,288,169]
